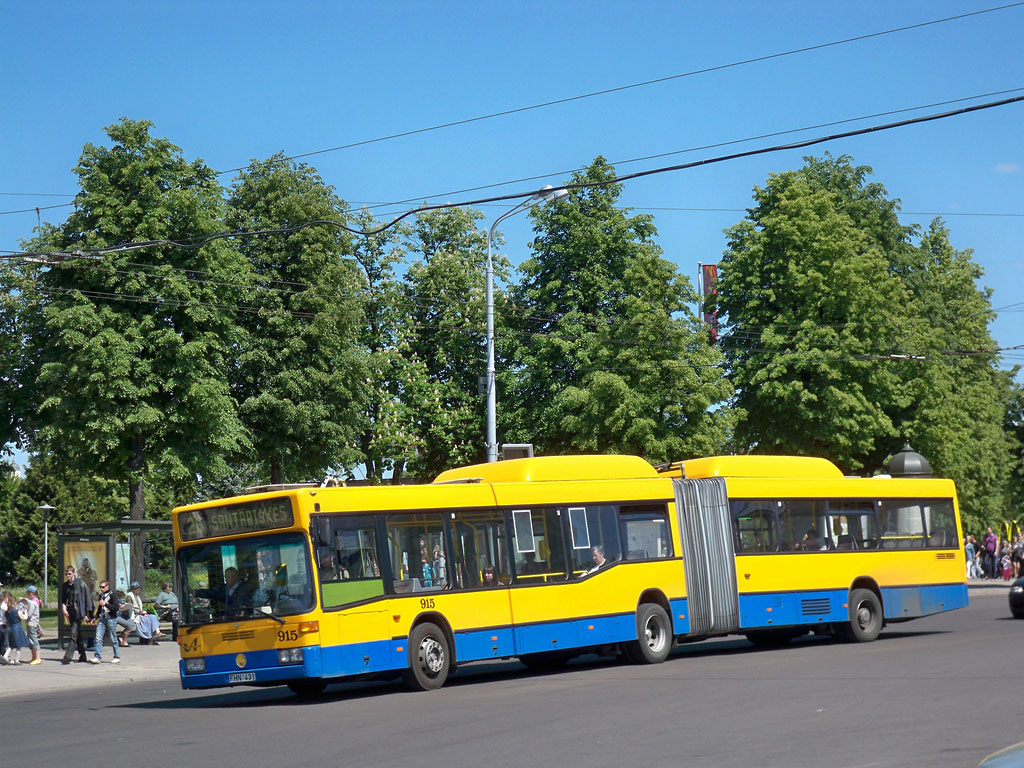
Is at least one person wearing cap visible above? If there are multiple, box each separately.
[21,587,41,664]
[124,581,164,645]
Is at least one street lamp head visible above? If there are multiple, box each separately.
[534,184,568,204]
[37,503,54,522]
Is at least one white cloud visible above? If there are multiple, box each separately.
[994,162,1021,174]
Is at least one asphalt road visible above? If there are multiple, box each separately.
[6,589,1019,768]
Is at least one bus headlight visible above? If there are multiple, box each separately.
[185,658,206,674]
[278,648,304,665]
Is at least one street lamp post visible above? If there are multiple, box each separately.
[37,504,54,607]
[485,185,568,462]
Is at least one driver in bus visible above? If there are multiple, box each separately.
[198,567,250,616]
[795,528,821,551]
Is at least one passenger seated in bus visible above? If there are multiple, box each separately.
[518,551,546,575]
[587,545,610,574]
[481,566,505,587]
[795,528,821,551]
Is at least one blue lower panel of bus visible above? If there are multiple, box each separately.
[180,645,323,689]
[882,583,967,619]
[669,598,690,635]
[320,638,398,677]
[738,583,968,630]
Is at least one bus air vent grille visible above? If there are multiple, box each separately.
[935,552,956,560]
[222,630,256,642]
[801,598,831,616]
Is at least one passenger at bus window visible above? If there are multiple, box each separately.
[519,551,545,575]
[795,528,821,551]
[587,546,608,574]
[433,546,446,584]
[317,549,337,581]
[481,566,504,587]
[421,558,434,587]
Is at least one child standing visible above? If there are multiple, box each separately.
[22,586,42,664]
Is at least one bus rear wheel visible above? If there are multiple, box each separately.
[835,588,883,643]
[626,603,672,664]
[404,622,450,691]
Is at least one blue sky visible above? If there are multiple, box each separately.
[2,1,1022,467]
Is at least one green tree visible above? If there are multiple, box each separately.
[350,210,426,483]
[889,221,1018,531]
[717,154,916,472]
[402,206,505,478]
[14,118,249,584]
[506,157,732,461]
[227,154,365,484]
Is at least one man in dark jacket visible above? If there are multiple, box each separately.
[90,579,121,664]
[61,564,94,664]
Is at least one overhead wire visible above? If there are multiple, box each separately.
[7,91,1024,262]
[210,2,1024,175]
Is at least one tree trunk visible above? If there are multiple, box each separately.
[129,433,146,594]
[271,454,282,485]
[392,459,405,485]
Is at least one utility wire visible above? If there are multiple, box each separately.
[212,2,1024,175]
[4,87,1022,219]
[8,91,1024,262]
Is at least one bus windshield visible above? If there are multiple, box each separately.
[177,532,314,625]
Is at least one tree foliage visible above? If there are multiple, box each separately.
[13,118,250,582]
[718,154,1016,528]
[505,157,733,461]
[227,154,365,483]
[402,206,504,478]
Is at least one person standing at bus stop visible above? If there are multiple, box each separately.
[61,565,94,664]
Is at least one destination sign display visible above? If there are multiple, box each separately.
[178,497,294,542]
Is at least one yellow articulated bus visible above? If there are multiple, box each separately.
[171,454,966,694]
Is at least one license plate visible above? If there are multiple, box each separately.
[228,672,256,683]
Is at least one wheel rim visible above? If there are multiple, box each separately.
[418,636,445,677]
[855,600,876,632]
[645,614,667,653]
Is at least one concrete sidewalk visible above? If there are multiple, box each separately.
[0,636,182,698]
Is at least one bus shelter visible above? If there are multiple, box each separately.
[56,519,174,649]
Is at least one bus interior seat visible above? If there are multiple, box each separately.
[928,530,946,547]
[393,579,414,594]
[836,534,857,550]
[881,533,898,549]
[628,549,647,560]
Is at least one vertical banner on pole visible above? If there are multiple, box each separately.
[700,263,719,342]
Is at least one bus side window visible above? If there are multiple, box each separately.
[452,509,510,588]
[778,499,827,551]
[510,508,567,582]
[386,512,448,592]
[730,500,779,553]
[879,501,926,549]
[827,501,877,550]
[619,504,673,560]
[923,500,956,548]
[568,505,621,576]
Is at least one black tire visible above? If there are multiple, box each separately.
[626,603,672,664]
[1012,611,1024,620]
[745,629,793,648]
[403,622,450,691]
[520,650,573,671]
[286,680,327,697]
[835,588,883,643]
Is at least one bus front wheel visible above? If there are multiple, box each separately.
[836,588,883,643]
[626,603,672,664]
[404,622,450,691]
